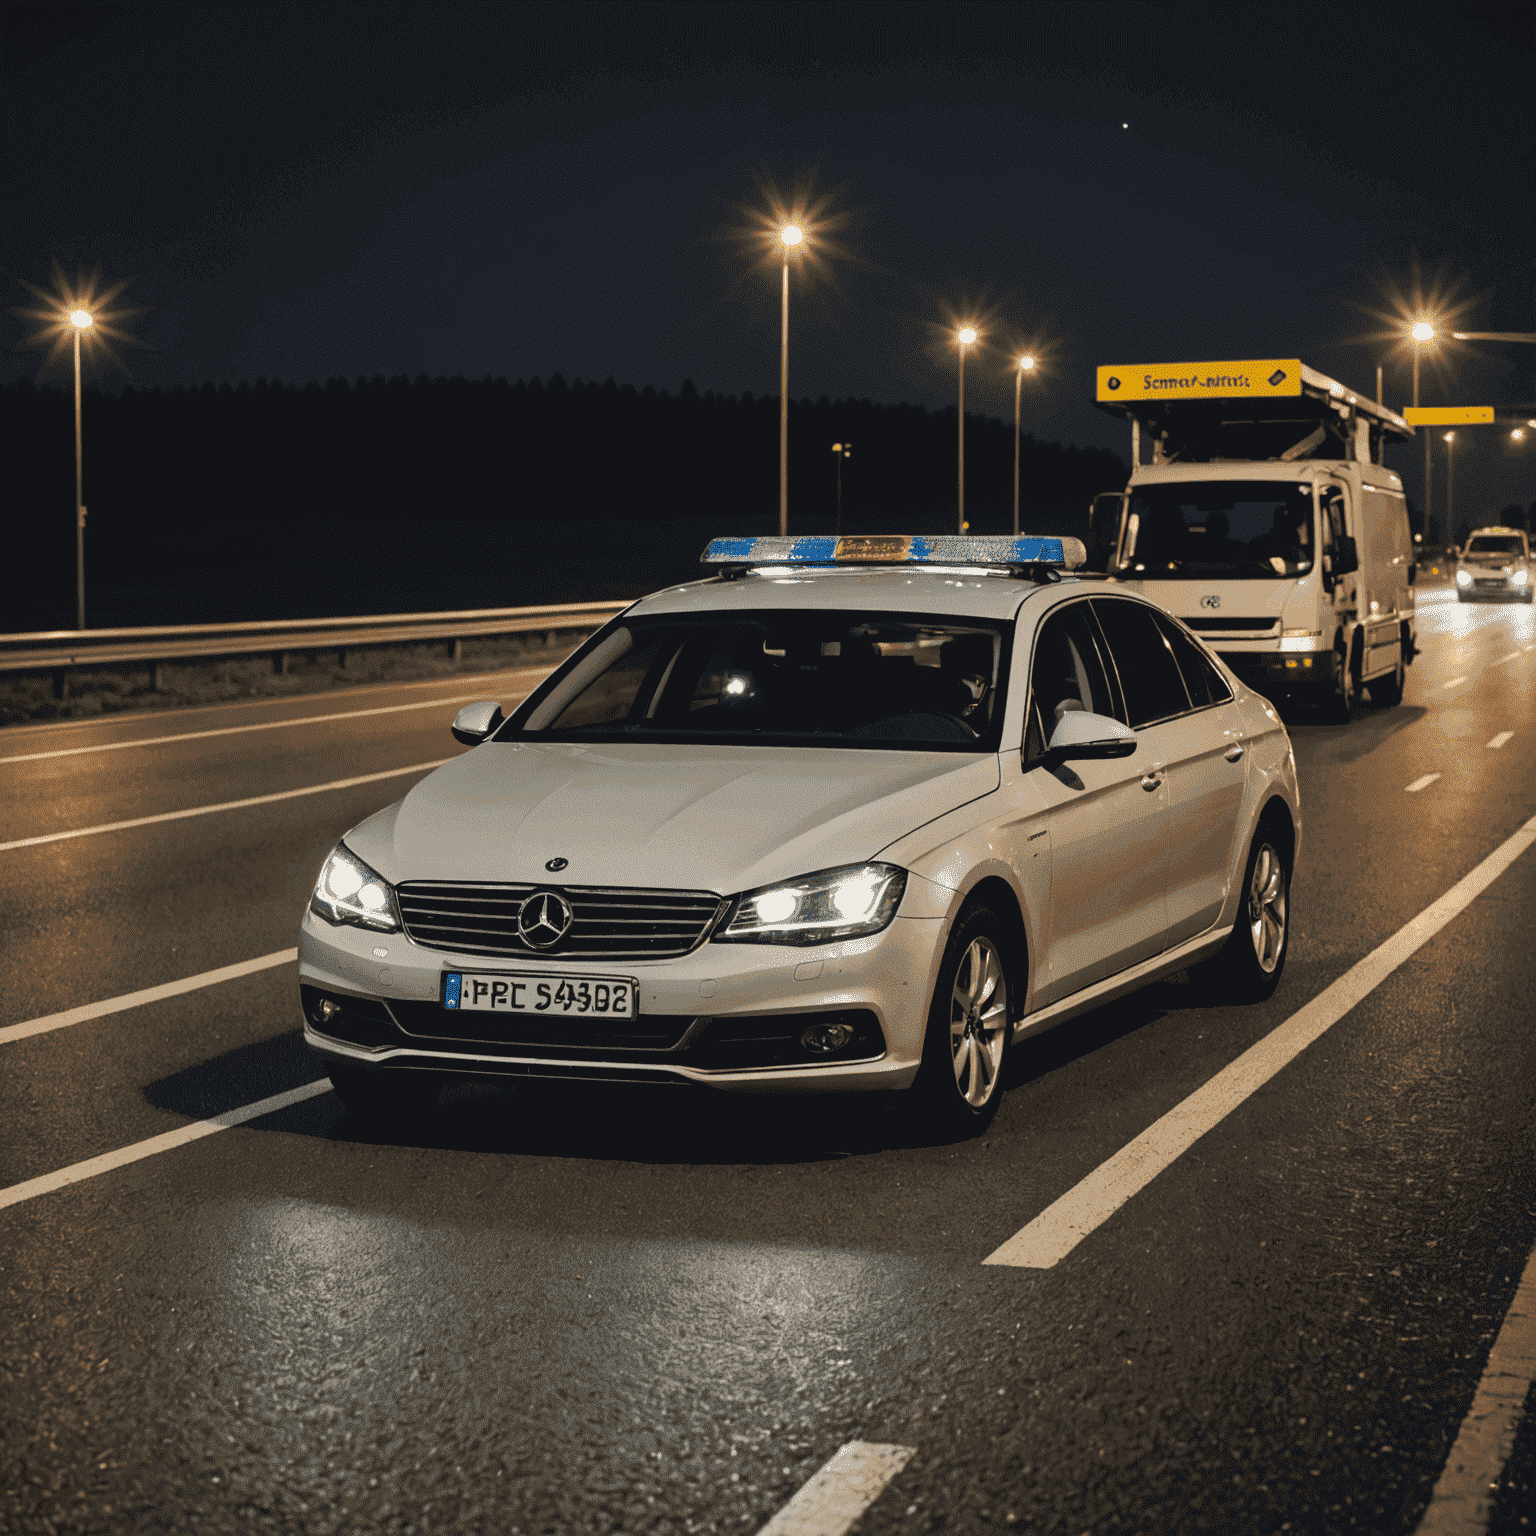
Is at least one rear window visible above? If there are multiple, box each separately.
[501,610,1012,751]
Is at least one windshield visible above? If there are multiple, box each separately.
[1121,481,1316,579]
[1466,535,1525,555]
[501,610,1011,751]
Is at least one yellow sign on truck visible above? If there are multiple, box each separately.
[1096,360,1303,402]
[1403,406,1496,426]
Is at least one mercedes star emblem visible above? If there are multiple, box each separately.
[518,890,574,949]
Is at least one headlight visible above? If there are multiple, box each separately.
[714,862,906,946]
[310,844,401,932]
[1514,569,1528,586]
[1456,569,1472,586]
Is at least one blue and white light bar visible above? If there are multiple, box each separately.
[701,533,1087,571]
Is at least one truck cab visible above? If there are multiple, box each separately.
[1089,359,1417,719]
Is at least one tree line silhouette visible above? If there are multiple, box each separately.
[4,372,1128,629]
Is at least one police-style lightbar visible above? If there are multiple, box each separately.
[700,534,1087,572]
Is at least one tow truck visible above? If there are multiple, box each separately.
[1089,358,1417,720]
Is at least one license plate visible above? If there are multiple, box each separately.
[443,971,637,1018]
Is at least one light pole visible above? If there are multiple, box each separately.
[70,307,93,630]
[778,224,803,536]
[1411,320,1436,545]
[1013,354,1035,536]
[1443,432,1455,540]
[831,442,851,533]
[956,326,977,533]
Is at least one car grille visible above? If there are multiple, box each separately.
[1180,616,1280,633]
[1474,577,1508,587]
[396,881,727,959]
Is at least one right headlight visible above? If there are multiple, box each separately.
[713,862,907,947]
[310,843,401,932]
[1456,568,1472,586]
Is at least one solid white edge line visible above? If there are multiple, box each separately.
[1444,676,1469,689]
[1487,732,1514,750]
[0,948,299,1046]
[1407,774,1443,793]
[1414,1234,1536,1534]
[1489,651,1523,668]
[0,1080,332,1213]
[756,1442,915,1536]
[0,685,538,765]
[0,759,453,853]
[983,812,1536,1270]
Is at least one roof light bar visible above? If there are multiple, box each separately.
[701,534,1087,571]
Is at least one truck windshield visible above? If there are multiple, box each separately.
[1122,481,1315,579]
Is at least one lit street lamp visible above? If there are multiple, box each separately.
[956,326,978,533]
[70,308,93,629]
[1410,319,1437,545]
[831,442,851,533]
[1013,355,1036,536]
[778,224,803,536]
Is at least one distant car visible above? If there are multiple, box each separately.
[1457,527,1532,602]
[299,534,1301,1135]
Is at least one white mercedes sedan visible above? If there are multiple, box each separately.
[299,534,1300,1134]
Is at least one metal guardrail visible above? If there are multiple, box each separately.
[0,600,630,684]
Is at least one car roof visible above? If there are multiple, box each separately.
[626,564,1103,622]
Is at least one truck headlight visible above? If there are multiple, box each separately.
[310,844,401,932]
[1456,569,1472,586]
[714,862,907,946]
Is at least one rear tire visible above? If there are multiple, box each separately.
[907,904,1015,1137]
[1196,825,1291,1003]
[1369,650,1405,708]
[327,1063,439,1122]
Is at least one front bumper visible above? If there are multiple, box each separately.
[1458,577,1531,601]
[297,904,946,1092]
[1217,648,1339,694]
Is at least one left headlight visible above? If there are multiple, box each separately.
[1456,569,1472,586]
[310,843,401,932]
[713,862,906,947]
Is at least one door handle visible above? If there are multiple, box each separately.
[1140,770,1164,791]
[1224,743,1245,762]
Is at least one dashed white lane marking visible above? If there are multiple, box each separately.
[1443,676,1469,689]
[1488,732,1514,750]
[0,759,452,853]
[756,1442,915,1536]
[1414,1234,1536,1534]
[1407,773,1443,793]
[1488,651,1523,669]
[0,1080,332,1212]
[0,949,298,1046]
[0,687,534,766]
[984,811,1536,1270]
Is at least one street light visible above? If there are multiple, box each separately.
[831,442,852,532]
[1013,355,1036,536]
[778,223,804,537]
[1443,431,1456,539]
[956,326,978,533]
[69,309,94,629]
[1409,319,1438,545]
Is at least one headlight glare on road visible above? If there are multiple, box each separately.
[311,844,400,932]
[1456,569,1472,586]
[717,862,906,946]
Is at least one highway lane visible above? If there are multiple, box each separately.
[2,593,1535,1535]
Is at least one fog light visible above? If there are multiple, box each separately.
[801,1020,854,1054]
[311,997,342,1027]
[1285,659,1298,669]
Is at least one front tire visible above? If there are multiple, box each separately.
[1197,826,1291,1003]
[908,904,1014,1136]
[1321,644,1354,723]
[1369,649,1405,708]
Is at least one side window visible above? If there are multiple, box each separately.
[1024,601,1120,765]
[1152,612,1232,708]
[1091,599,1192,727]
[1321,487,1347,545]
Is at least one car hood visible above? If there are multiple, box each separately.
[347,741,1001,894]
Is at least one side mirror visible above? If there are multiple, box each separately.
[451,700,504,746]
[1045,709,1138,762]
[1332,535,1359,577]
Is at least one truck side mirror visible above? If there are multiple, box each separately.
[451,700,504,745]
[1331,535,1359,577]
[1088,493,1128,572]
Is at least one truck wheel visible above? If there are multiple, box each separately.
[1370,651,1405,708]
[907,903,1014,1137]
[1322,646,1353,722]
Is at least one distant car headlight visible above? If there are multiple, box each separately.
[1456,569,1472,586]
[310,843,401,932]
[1514,569,1529,586]
[714,862,907,946]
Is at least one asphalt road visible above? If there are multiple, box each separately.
[3,593,1534,1536]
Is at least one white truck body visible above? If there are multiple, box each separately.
[1090,359,1418,714]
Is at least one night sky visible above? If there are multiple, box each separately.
[5,0,1534,525]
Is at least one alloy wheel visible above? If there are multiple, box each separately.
[949,935,1008,1107]
[1247,843,1287,974]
